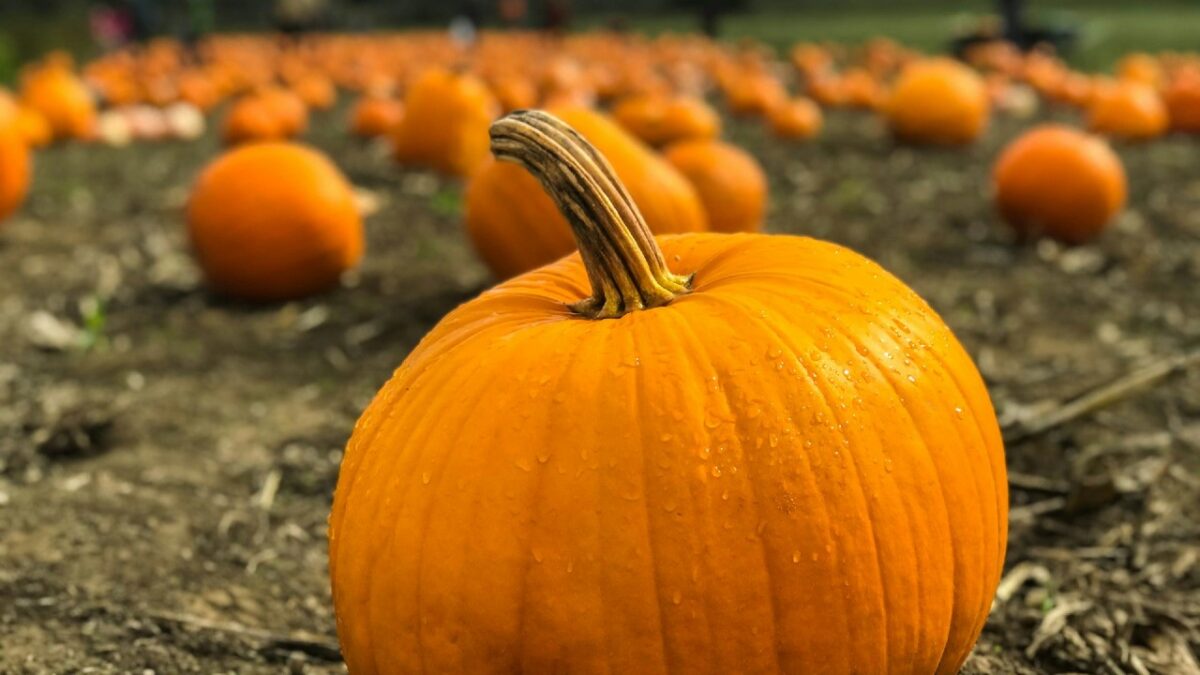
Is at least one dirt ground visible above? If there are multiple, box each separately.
[1,103,1198,674]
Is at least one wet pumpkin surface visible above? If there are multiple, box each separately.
[1,102,1198,673]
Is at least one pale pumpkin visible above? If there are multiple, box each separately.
[331,110,1008,675]
[465,105,706,279]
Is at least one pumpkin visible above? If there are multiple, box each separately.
[1164,68,1200,133]
[331,110,1008,674]
[258,86,309,136]
[0,96,32,224]
[768,97,823,140]
[349,94,404,138]
[883,58,989,145]
[1116,53,1163,89]
[186,142,364,300]
[293,74,337,110]
[465,105,706,279]
[725,72,788,117]
[664,138,767,233]
[19,61,97,141]
[391,68,499,176]
[840,68,884,109]
[1087,81,1169,141]
[993,124,1126,244]
[487,73,539,113]
[222,95,288,145]
[611,94,721,147]
[15,105,52,148]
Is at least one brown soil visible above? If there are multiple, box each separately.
[1,104,1198,673]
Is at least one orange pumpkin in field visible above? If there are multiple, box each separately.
[1164,69,1200,132]
[664,138,767,233]
[0,96,32,224]
[884,58,989,145]
[15,105,52,148]
[257,86,309,136]
[725,72,788,117]
[20,61,97,141]
[293,75,337,110]
[349,94,404,138]
[392,68,499,176]
[465,105,706,279]
[993,125,1126,244]
[769,97,823,140]
[1087,81,1168,140]
[840,67,885,109]
[1116,52,1164,89]
[611,94,721,147]
[187,142,364,300]
[222,95,288,145]
[486,72,539,112]
[332,110,1008,675]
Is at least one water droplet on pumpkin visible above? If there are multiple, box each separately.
[711,466,722,478]
[792,551,801,563]
[537,451,550,464]
[515,459,533,472]
[766,347,783,360]
[660,433,673,442]
[532,548,543,563]
[954,406,964,418]
[567,560,574,573]
[704,416,721,429]
[421,472,431,485]
[671,591,683,605]
[906,374,917,383]
[698,446,711,460]
[769,434,779,448]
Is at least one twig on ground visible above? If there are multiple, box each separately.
[145,610,342,662]
[1003,350,1200,444]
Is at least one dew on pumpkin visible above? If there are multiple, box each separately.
[671,590,683,605]
[792,551,801,563]
[421,471,431,485]
[712,465,722,478]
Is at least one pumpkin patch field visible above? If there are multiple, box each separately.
[2,5,1200,675]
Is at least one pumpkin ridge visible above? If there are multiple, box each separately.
[666,305,787,672]
[735,285,968,671]
[656,308,727,671]
[713,290,894,671]
[627,321,679,672]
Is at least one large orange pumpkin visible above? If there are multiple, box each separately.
[1087,81,1169,141]
[331,110,1008,674]
[20,62,97,141]
[611,94,721,147]
[391,68,499,176]
[883,58,989,145]
[664,138,767,233]
[465,105,707,279]
[187,142,364,300]
[993,124,1127,243]
[0,96,32,224]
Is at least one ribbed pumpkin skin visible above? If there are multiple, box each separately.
[392,69,499,176]
[330,233,1008,675]
[664,139,767,233]
[0,97,31,223]
[465,106,707,279]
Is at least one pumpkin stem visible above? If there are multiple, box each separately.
[489,109,692,319]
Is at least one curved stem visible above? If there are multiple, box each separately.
[489,109,692,319]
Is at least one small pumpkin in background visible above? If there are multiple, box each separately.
[1116,52,1164,89]
[349,94,404,138]
[465,105,706,279]
[486,72,539,113]
[391,67,499,176]
[993,124,1126,244]
[187,142,364,300]
[15,105,52,148]
[840,67,884,109]
[768,97,823,140]
[0,95,32,224]
[292,74,337,110]
[19,59,97,141]
[884,58,989,145]
[222,94,288,145]
[333,110,1008,675]
[1087,81,1168,141]
[611,94,720,147]
[257,86,309,136]
[1164,68,1200,133]
[724,72,788,117]
[664,138,767,233]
